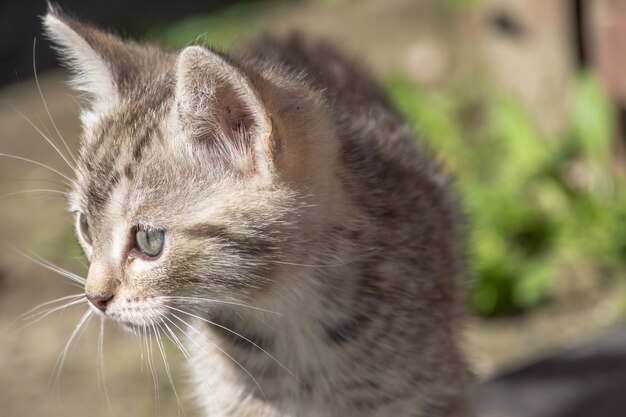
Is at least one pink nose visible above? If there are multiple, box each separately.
[86,294,114,312]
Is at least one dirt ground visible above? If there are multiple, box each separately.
[0,1,624,417]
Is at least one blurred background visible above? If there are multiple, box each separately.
[1,0,625,416]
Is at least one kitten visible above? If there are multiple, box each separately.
[43,6,473,417]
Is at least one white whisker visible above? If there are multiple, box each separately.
[159,316,217,402]
[135,322,146,374]
[12,293,84,326]
[159,317,219,403]
[29,254,86,285]
[0,153,72,183]
[51,309,94,388]
[71,257,89,270]
[138,326,161,414]
[0,189,68,201]
[167,313,267,401]
[138,324,147,367]
[145,326,161,413]
[160,296,281,316]
[9,104,77,175]
[153,322,185,417]
[32,37,77,166]
[269,259,354,268]
[166,305,301,385]
[97,318,113,413]
[0,175,68,189]
[3,241,86,286]
[18,297,87,331]
[159,317,192,362]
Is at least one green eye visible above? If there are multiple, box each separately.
[135,227,164,257]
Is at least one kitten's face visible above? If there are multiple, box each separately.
[43,10,329,330]
[71,104,294,329]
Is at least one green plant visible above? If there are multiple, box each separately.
[387,72,622,316]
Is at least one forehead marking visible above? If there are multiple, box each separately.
[84,125,157,213]
[86,167,121,214]
[86,118,113,158]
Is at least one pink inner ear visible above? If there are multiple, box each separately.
[205,82,260,175]
[214,83,257,142]
[175,46,271,176]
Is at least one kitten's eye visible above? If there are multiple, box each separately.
[135,227,164,257]
[78,212,92,245]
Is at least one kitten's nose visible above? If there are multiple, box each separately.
[85,260,120,313]
[86,293,114,312]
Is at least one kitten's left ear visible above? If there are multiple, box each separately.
[174,45,275,176]
[42,6,153,110]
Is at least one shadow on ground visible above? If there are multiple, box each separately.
[473,325,626,417]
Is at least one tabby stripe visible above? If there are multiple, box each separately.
[323,312,372,345]
[132,128,153,161]
[86,167,121,213]
[182,223,273,258]
[182,223,233,240]
[124,163,134,180]
[87,120,113,159]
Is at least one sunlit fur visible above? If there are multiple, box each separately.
[40,5,474,417]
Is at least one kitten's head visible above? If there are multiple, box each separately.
[43,8,341,329]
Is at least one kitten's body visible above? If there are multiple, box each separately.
[43,8,472,417]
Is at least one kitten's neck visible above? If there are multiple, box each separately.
[197,261,362,380]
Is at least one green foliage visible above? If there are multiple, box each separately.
[147,3,260,48]
[388,73,623,316]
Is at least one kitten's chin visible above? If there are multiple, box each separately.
[116,320,145,334]
[111,315,161,334]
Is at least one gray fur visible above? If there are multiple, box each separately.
[43,7,473,417]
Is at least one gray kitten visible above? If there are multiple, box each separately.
[43,6,473,417]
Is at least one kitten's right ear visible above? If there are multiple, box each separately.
[42,6,129,108]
